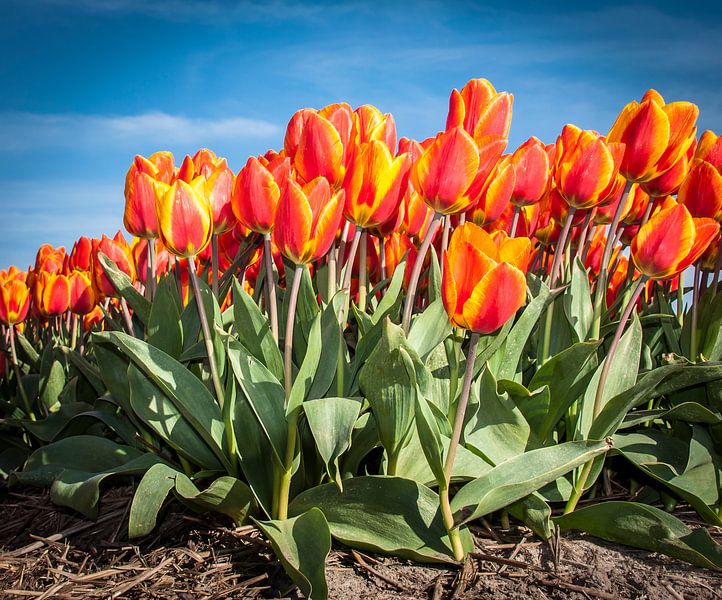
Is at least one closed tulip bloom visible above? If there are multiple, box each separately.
[343,140,409,228]
[554,125,625,209]
[232,156,281,234]
[412,127,480,215]
[83,305,104,330]
[68,236,93,271]
[319,103,354,163]
[490,230,533,273]
[290,111,345,188]
[700,232,721,272]
[0,279,31,325]
[0,266,26,285]
[34,271,71,317]
[192,149,236,233]
[273,176,345,264]
[148,150,176,184]
[678,159,722,221]
[442,222,528,334]
[608,89,698,183]
[351,104,397,151]
[35,244,66,275]
[621,184,652,226]
[131,238,169,285]
[466,159,515,226]
[446,78,513,142]
[640,147,692,198]
[510,137,550,207]
[68,270,97,314]
[631,203,719,279]
[124,155,160,239]
[695,130,722,167]
[384,232,418,289]
[92,232,136,297]
[155,177,213,258]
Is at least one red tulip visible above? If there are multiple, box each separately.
[0,279,31,325]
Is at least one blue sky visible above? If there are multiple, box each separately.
[1,0,721,269]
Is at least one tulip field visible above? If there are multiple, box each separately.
[2,78,722,598]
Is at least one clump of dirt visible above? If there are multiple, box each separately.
[1,486,720,599]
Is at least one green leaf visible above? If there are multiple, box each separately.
[289,476,473,563]
[428,247,442,304]
[451,440,611,525]
[227,339,286,467]
[370,256,406,325]
[654,363,722,397]
[147,274,183,358]
[38,345,65,411]
[414,394,446,487]
[563,258,593,342]
[407,299,453,363]
[495,277,555,382]
[93,343,132,413]
[93,332,230,471]
[232,278,283,381]
[527,341,601,440]
[555,501,722,570]
[576,312,642,439]
[304,397,362,490]
[128,463,178,537]
[128,365,223,470]
[255,508,331,600]
[97,252,151,324]
[15,331,40,366]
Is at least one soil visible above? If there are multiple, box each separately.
[1,486,720,599]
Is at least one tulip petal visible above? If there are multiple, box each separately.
[631,203,695,278]
[462,262,527,334]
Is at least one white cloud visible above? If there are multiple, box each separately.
[0,111,280,153]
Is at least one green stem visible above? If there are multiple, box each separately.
[358,230,368,312]
[547,207,576,287]
[402,212,443,334]
[564,275,647,515]
[440,215,451,277]
[509,205,521,238]
[690,264,701,362]
[442,331,480,562]
[676,273,684,327]
[211,233,220,299]
[378,236,387,281]
[263,233,279,343]
[591,181,633,339]
[386,448,400,476]
[9,326,34,421]
[147,238,157,300]
[276,264,304,520]
[119,298,135,337]
[188,258,237,477]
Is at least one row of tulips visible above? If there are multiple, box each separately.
[2,79,722,597]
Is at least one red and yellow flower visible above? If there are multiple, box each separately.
[0,279,32,325]
[155,177,213,258]
[33,271,71,317]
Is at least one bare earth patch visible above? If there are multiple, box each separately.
[1,486,720,599]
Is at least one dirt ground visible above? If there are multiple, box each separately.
[1,486,720,599]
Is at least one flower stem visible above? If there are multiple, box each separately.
[9,326,34,421]
[564,275,647,514]
[119,298,135,337]
[263,233,279,343]
[548,207,576,287]
[442,331,480,562]
[147,238,157,300]
[276,264,304,520]
[211,233,220,299]
[358,230,368,312]
[690,264,701,362]
[509,205,521,238]
[402,212,443,334]
[440,216,451,277]
[341,226,363,295]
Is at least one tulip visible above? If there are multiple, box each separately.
[343,140,409,228]
[0,279,31,326]
[33,271,71,318]
[232,156,282,235]
[466,159,515,226]
[640,146,692,198]
[68,270,97,314]
[442,222,527,334]
[696,130,722,167]
[273,176,345,265]
[384,232,418,289]
[509,137,550,207]
[68,236,93,272]
[0,266,26,285]
[631,203,719,280]
[446,78,513,142]
[92,231,136,297]
[124,155,161,239]
[288,111,345,188]
[678,159,722,222]
[607,89,698,183]
[319,103,354,163]
[83,305,104,330]
[155,177,213,258]
[34,244,65,275]
[351,105,396,151]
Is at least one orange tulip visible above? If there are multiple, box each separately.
[68,236,93,272]
[678,159,722,222]
[83,305,104,330]
[351,105,396,151]
[343,140,409,228]
[490,230,533,273]
[92,231,136,297]
[631,203,719,279]
[232,156,282,235]
[155,177,213,258]
[509,137,550,206]
[412,127,480,215]
[192,149,236,234]
[33,271,70,317]
[442,222,528,334]
[68,270,97,314]
[0,279,31,325]
[696,130,722,167]
[131,238,169,285]
[34,244,65,275]
[700,232,721,272]
[287,111,345,188]
[640,145,692,198]
[466,158,515,226]
[446,78,513,143]
[273,176,345,264]
[608,89,698,183]
[554,125,625,209]
[124,155,161,239]
[0,266,26,285]
[384,232,418,289]
[319,103,354,163]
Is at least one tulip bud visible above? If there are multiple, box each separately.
[0,279,31,325]
[155,177,213,258]
[92,232,136,297]
[232,156,282,234]
[33,271,71,317]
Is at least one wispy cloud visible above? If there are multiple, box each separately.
[0,111,280,153]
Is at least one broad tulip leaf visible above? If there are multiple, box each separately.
[563,258,593,342]
[93,332,230,471]
[654,362,722,397]
[128,364,223,471]
[527,341,601,440]
[414,393,446,487]
[232,278,283,381]
[408,299,453,363]
[128,463,178,537]
[289,476,473,563]
[97,252,151,324]
[255,508,331,600]
[39,345,65,412]
[304,397,362,490]
[555,501,722,570]
[371,255,406,325]
[15,331,40,366]
[147,274,183,358]
[451,440,611,525]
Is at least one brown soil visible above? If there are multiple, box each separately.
[1,486,720,599]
